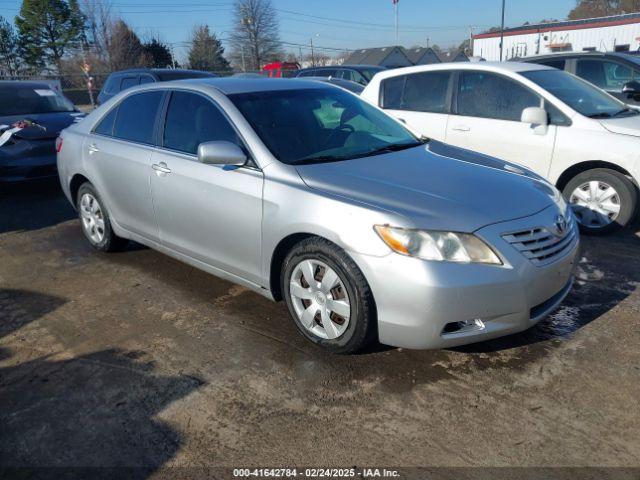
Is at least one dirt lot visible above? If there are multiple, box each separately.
[1,181,639,478]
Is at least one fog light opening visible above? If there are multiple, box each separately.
[442,318,485,336]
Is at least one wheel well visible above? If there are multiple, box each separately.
[269,233,316,301]
[556,161,636,192]
[69,174,90,206]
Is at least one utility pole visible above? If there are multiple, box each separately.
[469,26,474,56]
[499,0,506,61]
[394,0,399,46]
[241,45,246,72]
[310,37,315,67]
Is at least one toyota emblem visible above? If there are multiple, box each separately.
[554,214,567,236]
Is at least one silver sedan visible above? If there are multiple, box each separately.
[57,78,579,353]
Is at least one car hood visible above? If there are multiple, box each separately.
[599,115,640,137]
[0,111,84,140]
[295,140,558,232]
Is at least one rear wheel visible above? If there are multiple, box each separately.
[76,183,128,251]
[282,237,376,354]
[563,168,637,235]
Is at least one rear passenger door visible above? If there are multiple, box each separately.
[86,90,165,240]
[379,70,452,142]
[149,90,264,283]
[445,70,556,177]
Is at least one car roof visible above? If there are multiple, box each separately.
[137,77,335,95]
[370,61,553,81]
[0,80,55,88]
[298,64,383,71]
[523,51,632,60]
[109,68,211,76]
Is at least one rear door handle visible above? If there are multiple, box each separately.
[88,143,99,154]
[152,162,171,174]
[451,125,470,132]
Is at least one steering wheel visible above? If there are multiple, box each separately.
[320,124,355,151]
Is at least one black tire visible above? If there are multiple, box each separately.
[562,168,638,235]
[76,182,128,252]
[281,237,377,354]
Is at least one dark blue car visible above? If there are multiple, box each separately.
[0,81,83,182]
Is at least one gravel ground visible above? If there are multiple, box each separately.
[1,180,639,479]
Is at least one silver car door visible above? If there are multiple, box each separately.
[85,90,164,241]
[149,90,264,284]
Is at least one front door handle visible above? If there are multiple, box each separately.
[88,143,99,154]
[451,125,470,132]
[152,162,171,174]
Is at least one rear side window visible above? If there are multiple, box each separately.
[402,71,450,112]
[94,107,118,136]
[162,91,239,155]
[297,70,316,77]
[139,75,154,85]
[102,75,120,94]
[381,71,451,113]
[456,71,541,122]
[120,77,138,91]
[537,59,566,70]
[113,91,164,144]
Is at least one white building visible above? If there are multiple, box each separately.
[473,13,640,61]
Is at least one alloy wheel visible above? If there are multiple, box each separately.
[289,259,351,340]
[80,193,106,244]
[569,180,621,229]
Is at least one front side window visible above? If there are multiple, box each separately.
[229,87,420,165]
[538,59,566,70]
[522,69,634,118]
[0,85,75,116]
[112,91,164,144]
[576,59,633,91]
[163,91,239,155]
[456,71,541,121]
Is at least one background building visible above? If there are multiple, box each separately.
[473,12,640,61]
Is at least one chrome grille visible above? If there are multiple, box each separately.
[502,220,577,266]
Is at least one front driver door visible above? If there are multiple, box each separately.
[149,90,263,284]
[445,70,556,178]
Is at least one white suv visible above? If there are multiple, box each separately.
[361,62,640,234]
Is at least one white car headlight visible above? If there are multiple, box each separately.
[374,225,502,265]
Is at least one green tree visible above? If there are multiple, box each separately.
[568,0,640,19]
[15,0,84,72]
[188,25,231,72]
[143,38,173,68]
[0,16,21,75]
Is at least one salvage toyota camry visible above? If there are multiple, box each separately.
[57,78,579,353]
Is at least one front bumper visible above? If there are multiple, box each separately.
[351,206,580,349]
[0,140,58,182]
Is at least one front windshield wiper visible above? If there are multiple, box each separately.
[293,138,429,165]
[586,112,613,118]
[612,107,639,117]
[293,154,351,165]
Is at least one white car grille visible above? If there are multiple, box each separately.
[502,220,577,266]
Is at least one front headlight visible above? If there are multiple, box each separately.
[374,225,502,265]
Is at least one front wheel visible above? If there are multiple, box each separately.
[281,237,376,354]
[563,168,638,235]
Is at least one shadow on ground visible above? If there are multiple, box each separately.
[0,288,204,477]
[0,180,75,234]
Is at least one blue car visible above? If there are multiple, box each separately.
[0,81,84,182]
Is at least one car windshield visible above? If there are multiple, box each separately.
[0,85,75,116]
[521,69,634,118]
[229,87,421,165]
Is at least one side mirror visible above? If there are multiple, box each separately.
[521,107,549,127]
[197,141,247,166]
[622,80,640,96]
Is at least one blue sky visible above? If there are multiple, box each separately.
[0,0,576,61]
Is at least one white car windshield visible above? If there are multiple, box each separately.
[230,87,423,165]
[522,69,638,119]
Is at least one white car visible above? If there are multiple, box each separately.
[361,62,640,234]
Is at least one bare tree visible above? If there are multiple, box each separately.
[80,0,113,59]
[229,0,282,71]
[107,20,149,71]
[568,0,640,19]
